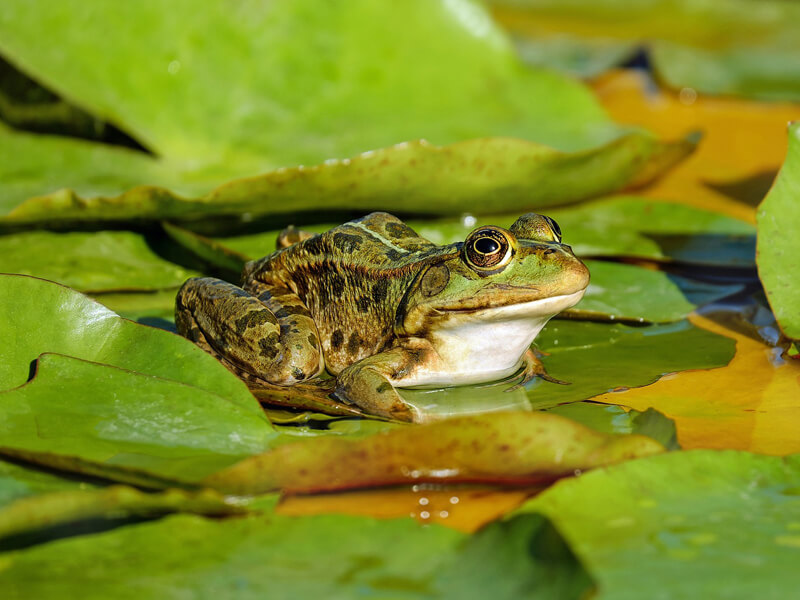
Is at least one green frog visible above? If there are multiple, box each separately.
[176,212,589,422]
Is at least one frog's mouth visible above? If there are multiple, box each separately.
[435,288,586,320]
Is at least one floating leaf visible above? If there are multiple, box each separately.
[0,0,622,162]
[590,314,800,456]
[204,412,663,495]
[0,511,592,599]
[529,319,736,408]
[594,70,800,222]
[489,0,800,101]
[0,274,258,415]
[757,122,800,341]
[0,485,243,544]
[0,458,97,508]
[0,0,692,223]
[0,133,690,227]
[0,230,198,292]
[519,450,800,599]
[0,353,275,482]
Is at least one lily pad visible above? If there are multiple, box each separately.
[518,450,800,599]
[204,411,663,495]
[0,353,275,482]
[0,485,243,544]
[0,458,97,508]
[0,0,692,224]
[0,230,199,292]
[757,122,800,340]
[0,133,690,227]
[0,274,258,414]
[529,319,736,408]
[0,511,592,599]
[0,0,619,162]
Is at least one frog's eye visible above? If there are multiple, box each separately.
[464,227,514,272]
[543,216,562,243]
[509,213,562,243]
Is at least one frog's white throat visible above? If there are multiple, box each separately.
[399,290,584,389]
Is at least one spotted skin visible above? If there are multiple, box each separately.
[175,212,590,421]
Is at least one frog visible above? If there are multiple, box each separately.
[175,212,590,422]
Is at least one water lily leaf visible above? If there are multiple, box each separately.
[0,0,621,163]
[0,458,97,508]
[757,122,800,341]
[204,412,663,495]
[0,353,275,482]
[0,485,243,545]
[594,70,800,222]
[529,319,736,408]
[591,314,800,456]
[489,0,800,101]
[0,230,199,292]
[0,0,691,224]
[575,260,695,322]
[90,288,179,325]
[0,274,258,415]
[543,404,679,451]
[0,133,690,227]
[0,511,593,600]
[518,450,800,599]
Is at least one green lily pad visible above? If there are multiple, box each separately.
[0,511,592,599]
[757,122,800,341]
[204,411,663,495]
[488,0,800,101]
[0,0,691,223]
[543,404,679,451]
[0,485,243,545]
[0,0,620,163]
[0,133,689,227]
[0,274,257,415]
[518,450,800,599]
[0,353,275,482]
[529,319,736,408]
[0,458,97,508]
[0,230,199,292]
[90,288,180,325]
[576,260,696,323]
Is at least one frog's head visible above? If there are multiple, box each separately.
[397,213,590,336]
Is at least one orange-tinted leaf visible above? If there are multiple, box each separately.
[277,488,537,533]
[593,70,800,222]
[204,412,664,495]
[592,315,800,455]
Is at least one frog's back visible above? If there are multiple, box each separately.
[245,213,446,372]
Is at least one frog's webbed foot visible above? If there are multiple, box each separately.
[175,277,323,385]
[506,348,569,392]
[334,347,427,423]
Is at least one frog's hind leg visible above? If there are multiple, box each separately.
[175,277,324,385]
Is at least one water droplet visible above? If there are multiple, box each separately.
[419,497,429,506]
[167,60,181,75]
[462,214,477,227]
[419,511,430,520]
[679,87,697,105]
[449,496,460,504]
[439,510,449,518]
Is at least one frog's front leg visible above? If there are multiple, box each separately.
[506,348,568,391]
[175,277,324,385]
[335,342,435,423]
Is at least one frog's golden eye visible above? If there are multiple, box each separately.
[464,227,513,272]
